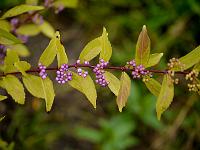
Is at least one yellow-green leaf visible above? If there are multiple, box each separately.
[2,75,25,104]
[68,72,97,108]
[0,20,11,32]
[0,28,21,45]
[1,4,44,19]
[146,53,163,68]
[4,49,20,73]
[104,71,120,96]
[16,24,40,36]
[144,77,161,97]
[55,31,68,67]
[177,45,200,71]
[156,74,174,120]
[38,21,55,38]
[116,72,131,112]
[0,95,7,101]
[79,37,101,63]
[41,77,55,112]
[14,61,31,76]
[26,0,38,5]
[22,75,55,112]
[39,35,57,66]
[7,44,30,57]
[53,0,78,8]
[135,25,150,66]
[99,27,112,62]
[193,61,200,71]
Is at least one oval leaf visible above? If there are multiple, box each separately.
[1,4,44,19]
[16,24,40,36]
[2,75,25,104]
[144,77,161,97]
[14,61,31,76]
[0,20,11,32]
[156,74,174,120]
[79,37,101,63]
[177,45,200,71]
[135,25,150,66]
[99,27,112,62]
[0,28,21,45]
[68,72,97,108]
[0,95,7,101]
[38,21,55,38]
[104,71,120,96]
[7,44,30,57]
[116,72,131,112]
[146,53,163,68]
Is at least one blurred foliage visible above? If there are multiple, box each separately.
[1,0,200,149]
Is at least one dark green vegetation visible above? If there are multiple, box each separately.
[0,0,200,149]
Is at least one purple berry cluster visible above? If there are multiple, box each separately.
[127,60,149,79]
[56,64,72,84]
[76,59,89,78]
[93,59,109,87]
[38,63,47,79]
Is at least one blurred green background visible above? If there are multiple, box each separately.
[0,0,200,149]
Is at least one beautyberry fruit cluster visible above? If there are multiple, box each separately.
[93,59,109,87]
[38,63,47,79]
[76,60,89,78]
[56,64,72,84]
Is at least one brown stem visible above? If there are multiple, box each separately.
[0,64,190,77]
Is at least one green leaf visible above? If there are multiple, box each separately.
[22,75,55,112]
[4,49,20,73]
[104,71,120,96]
[53,0,78,8]
[193,61,200,71]
[135,25,150,66]
[79,37,101,63]
[144,77,161,97]
[7,44,30,57]
[156,74,174,120]
[39,34,57,66]
[1,75,25,104]
[1,4,44,19]
[99,27,112,62]
[16,24,40,36]
[0,28,21,45]
[116,72,131,112]
[69,72,97,108]
[146,53,163,68]
[0,20,11,32]
[41,77,55,112]
[14,61,31,76]
[55,31,68,67]
[38,21,55,38]
[177,45,200,71]
[0,95,7,101]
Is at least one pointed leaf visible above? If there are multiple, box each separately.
[7,44,30,57]
[99,27,112,62]
[55,31,68,67]
[1,4,44,19]
[2,75,25,104]
[144,77,161,97]
[0,28,21,45]
[0,95,7,101]
[14,61,31,76]
[135,25,150,66]
[68,72,97,108]
[146,53,163,68]
[16,24,40,36]
[156,74,174,120]
[193,61,200,71]
[104,71,120,96]
[176,45,200,71]
[0,20,11,32]
[38,21,55,38]
[116,72,131,112]
[22,75,55,111]
[79,37,101,62]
